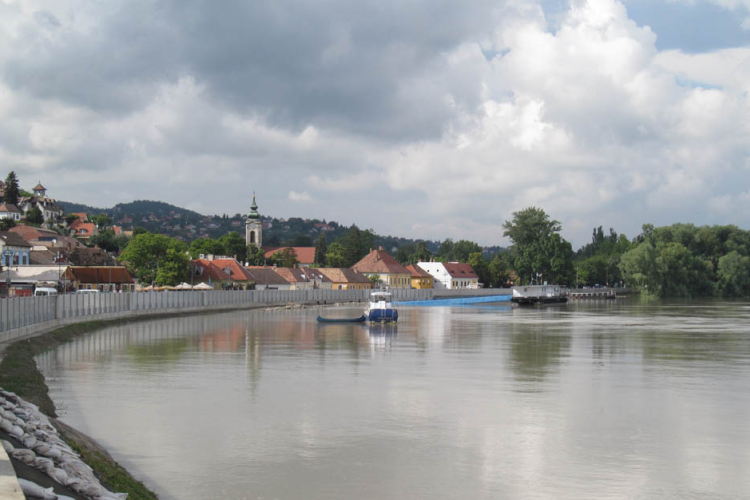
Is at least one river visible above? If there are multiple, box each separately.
[36,300,750,500]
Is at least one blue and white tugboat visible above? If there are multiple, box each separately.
[365,291,398,322]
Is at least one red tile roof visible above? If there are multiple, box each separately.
[263,246,316,265]
[245,267,291,286]
[352,248,410,275]
[272,267,309,283]
[406,264,432,278]
[8,225,55,241]
[191,259,228,283]
[313,268,372,284]
[211,258,255,282]
[70,213,88,222]
[443,262,478,279]
[0,203,20,213]
[70,220,97,236]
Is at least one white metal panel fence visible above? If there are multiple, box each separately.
[0,288,444,339]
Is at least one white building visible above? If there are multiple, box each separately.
[0,203,21,221]
[417,262,480,289]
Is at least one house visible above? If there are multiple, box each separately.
[69,220,98,241]
[417,262,479,289]
[71,213,88,222]
[313,268,373,290]
[0,231,32,266]
[17,182,64,224]
[62,266,135,292]
[190,257,255,290]
[351,247,412,288]
[0,203,22,221]
[271,267,316,290]
[263,247,316,267]
[190,259,232,290]
[210,258,256,290]
[244,267,292,290]
[406,264,434,289]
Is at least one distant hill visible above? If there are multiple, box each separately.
[58,199,501,256]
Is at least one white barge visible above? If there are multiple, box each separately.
[511,285,569,305]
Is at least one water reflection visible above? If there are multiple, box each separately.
[36,302,750,500]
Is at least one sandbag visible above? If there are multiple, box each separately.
[33,456,56,474]
[1,439,14,453]
[17,478,58,500]
[23,435,38,448]
[40,445,63,460]
[9,425,24,438]
[51,467,69,485]
[33,442,52,455]
[10,448,36,464]
[0,418,13,433]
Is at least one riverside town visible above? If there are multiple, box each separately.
[2,172,750,500]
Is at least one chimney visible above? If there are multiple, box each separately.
[378,246,383,251]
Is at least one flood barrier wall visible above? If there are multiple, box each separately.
[0,288,511,344]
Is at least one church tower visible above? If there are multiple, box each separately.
[246,193,262,247]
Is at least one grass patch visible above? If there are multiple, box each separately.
[0,319,159,500]
[65,438,159,500]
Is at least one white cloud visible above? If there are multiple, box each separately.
[288,190,313,202]
[0,0,749,247]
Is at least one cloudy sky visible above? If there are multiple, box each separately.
[1,0,749,248]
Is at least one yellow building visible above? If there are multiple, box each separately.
[351,248,412,289]
[406,265,433,289]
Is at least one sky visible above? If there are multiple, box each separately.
[1,0,749,249]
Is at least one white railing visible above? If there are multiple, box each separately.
[0,288,452,342]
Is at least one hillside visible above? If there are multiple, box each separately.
[58,199,500,256]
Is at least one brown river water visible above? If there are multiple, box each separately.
[36,300,750,500]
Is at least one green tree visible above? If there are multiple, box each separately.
[155,247,189,286]
[271,247,299,268]
[503,207,572,284]
[25,207,44,225]
[314,233,327,266]
[90,229,120,253]
[453,240,482,263]
[326,242,347,267]
[412,241,431,263]
[92,213,111,228]
[219,231,248,262]
[489,253,513,287]
[717,251,750,297]
[246,244,266,266]
[467,252,490,286]
[395,243,416,264]
[65,214,80,225]
[344,225,362,266]
[3,172,20,206]
[368,274,382,284]
[119,232,188,284]
[189,238,225,259]
[437,239,454,260]
[360,229,376,257]
[0,218,16,231]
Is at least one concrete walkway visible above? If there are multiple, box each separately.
[0,448,23,500]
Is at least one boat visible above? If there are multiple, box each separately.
[365,291,399,322]
[510,285,569,306]
[317,315,367,323]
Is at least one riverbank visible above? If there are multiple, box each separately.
[0,319,160,500]
[0,300,349,500]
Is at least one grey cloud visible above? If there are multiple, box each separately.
[2,0,501,141]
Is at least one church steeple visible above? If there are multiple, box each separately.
[248,192,260,220]
[246,193,262,247]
